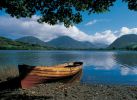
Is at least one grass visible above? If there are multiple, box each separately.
[0,66,19,81]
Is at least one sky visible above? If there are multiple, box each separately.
[0,0,137,45]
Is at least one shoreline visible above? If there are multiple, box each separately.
[1,79,137,100]
[1,66,137,100]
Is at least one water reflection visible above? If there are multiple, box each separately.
[114,51,137,76]
[81,51,137,85]
[83,51,137,76]
[0,50,137,85]
[114,51,137,67]
[0,50,85,66]
[83,52,117,70]
[121,66,137,76]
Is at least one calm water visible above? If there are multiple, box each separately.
[0,50,137,85]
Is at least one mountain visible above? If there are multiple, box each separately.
[46,36,95,49]
[0,36,15,46]
[126,44,137,50]
[15,36,106,49]
[94,43,108,48]
[16,36,47,46]
[0,36,52,50]
[109,34,137,49]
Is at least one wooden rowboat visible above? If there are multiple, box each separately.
[18,62,83,89]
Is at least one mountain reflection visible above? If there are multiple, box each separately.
[83,52,117,70]
[121,66,137,76]
[0,50,137,77]
[84,51,137,76]
[114,52,137,75]
[114,52,137,67]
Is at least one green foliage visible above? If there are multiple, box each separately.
[125,44,137,50]
[123,0,137,11]
[0,36,96,50]
[1,0,136,27]
[109,34,137,49]
[0,36,54,50]
[16,36,48,47]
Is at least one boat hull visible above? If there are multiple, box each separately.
[18,62,83,89]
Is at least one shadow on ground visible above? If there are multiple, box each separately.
[0,77,53,100]
[0,93,53,100]
[0,69,82,100]
[0,77,21,90]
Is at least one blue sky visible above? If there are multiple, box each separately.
[77,0,137,33]
[0,0,137,44]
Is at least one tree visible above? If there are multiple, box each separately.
[112,47,116,50]
[0,0,137,27]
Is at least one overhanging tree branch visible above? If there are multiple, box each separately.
[0,0,136,27]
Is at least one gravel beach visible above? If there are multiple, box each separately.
[0,67,137,100]
[1,80,137,100]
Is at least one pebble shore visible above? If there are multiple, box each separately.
[1,81,137,100]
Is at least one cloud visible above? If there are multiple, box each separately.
[120,27,137,36]
[89,30,117,44]
[85,19,110,26]
[0,16,116,44]
[85,20,98,26]
[0,16,137,45]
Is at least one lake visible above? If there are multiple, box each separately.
[0,50,137,85]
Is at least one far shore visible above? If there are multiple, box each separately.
[0,49,137,51]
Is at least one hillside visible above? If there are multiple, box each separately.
[0,36,53,50]
[108,34,137,49]
[0,35,108,50]
[94,43,108,48]
[46,36,95,49]
[16,36,48,46]
[126,44,137,50]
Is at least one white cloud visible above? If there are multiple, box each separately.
[0,16,137,45]
[89,30,117,44]
[0,16,116,44]
[120,27,137,36]
[85,19,110,26]
[85,20,98,26]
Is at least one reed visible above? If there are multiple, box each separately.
[0,66,19,81]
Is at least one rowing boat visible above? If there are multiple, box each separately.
[18,62,83,89]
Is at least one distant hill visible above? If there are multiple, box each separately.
[16,36,107,49]
[94,43,108,48]
[108,34,137,49]
[46,36,95,49]
[0,36,53,50]
[16,36,48,46]
[4,35,108,50]
[126,44,137,50]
